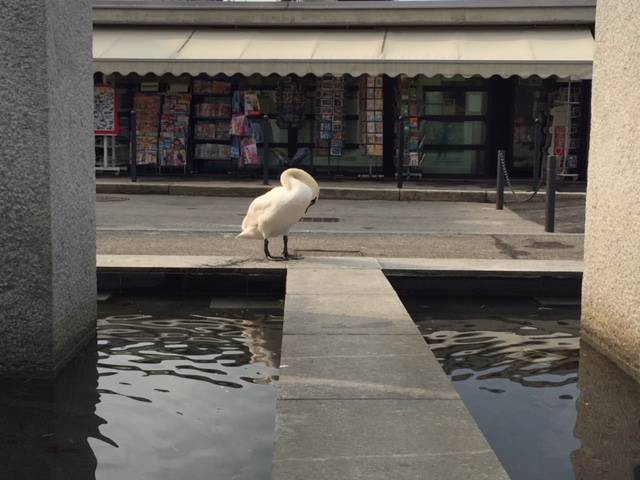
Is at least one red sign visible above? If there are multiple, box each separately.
[554,126,566,157]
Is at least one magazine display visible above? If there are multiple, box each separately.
[398,76,420,167]
[159,94,191,168]
[94,84,120,135]
[231,91,263,167]
[315,76,344,157]
[359,75,384,157]
[133,93,162,165]
[276,76,307,129]
[192,79,232,164]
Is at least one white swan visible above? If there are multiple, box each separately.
[237,168,320,260]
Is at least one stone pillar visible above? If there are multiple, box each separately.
[582,0,640,381]
[0,0,95,376]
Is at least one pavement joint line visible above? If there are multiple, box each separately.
[273,450,496,461]
[276,397,462,402]
[282,354,431,359]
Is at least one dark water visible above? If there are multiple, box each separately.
[0,297,283,480]
[406,297,640,480]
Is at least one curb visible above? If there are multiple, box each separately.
[96,182,587,203]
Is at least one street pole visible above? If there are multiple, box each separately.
[129,109,137,183]
[262,114,270,186]
[496,149,505,210]
[545,155,557,232]
[533,116,542,187]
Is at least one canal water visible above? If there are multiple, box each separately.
[405,296,640,480]
[0,296,283,480]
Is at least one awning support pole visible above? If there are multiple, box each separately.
[129,109,137,183]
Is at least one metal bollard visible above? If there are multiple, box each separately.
[533,117,542,187]
[545,155,557,232]
[262,114,270,186]
[397,115,404,189]
[129,110,137,183]
[496,149,506,210]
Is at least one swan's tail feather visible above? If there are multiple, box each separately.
[237,225,262,240]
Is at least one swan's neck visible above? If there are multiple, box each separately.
[282,171,305,192]
[281,169,318,197]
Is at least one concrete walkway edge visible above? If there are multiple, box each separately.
[97,181,586,203]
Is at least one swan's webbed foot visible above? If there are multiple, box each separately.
[282,236,304,261]
[264,239,286,261]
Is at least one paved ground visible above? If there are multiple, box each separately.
[97,194,584,260]
[508,198,586,234]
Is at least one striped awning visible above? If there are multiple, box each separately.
[93,27,594,79]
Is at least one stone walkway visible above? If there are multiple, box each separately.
[274,264,509,479]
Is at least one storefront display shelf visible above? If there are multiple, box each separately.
[194,117,231,121]
[192,94,232,98]
[194,139,231,143]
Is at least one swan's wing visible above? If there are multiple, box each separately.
[241,187,282,230]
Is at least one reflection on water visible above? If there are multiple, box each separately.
[0,297,282,480]
[573,342,640,480]
[407,297,581,480]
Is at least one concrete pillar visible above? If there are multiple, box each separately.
[581,0,640,381]
[0,1,95,376]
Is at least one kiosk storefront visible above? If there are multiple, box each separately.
[93,27,594,180]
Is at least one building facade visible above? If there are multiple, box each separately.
[92,0,596,181]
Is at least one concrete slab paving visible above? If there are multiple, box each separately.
[274,264,509,479]
[98,230,584,260]
[379,257,583,275]
[96,254,278,270]
[273,399,500,459]
[97,194,545,235]
[278,354,459,400]
[96,254,583,276]
[286,268,392,295]
[280,332,430,358]
[285,256,381,270]
[283,294,419,335]
[272,451,510,480]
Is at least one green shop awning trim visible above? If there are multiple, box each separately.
[93,27,594,79]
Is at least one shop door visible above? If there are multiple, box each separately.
[419,80,489,178]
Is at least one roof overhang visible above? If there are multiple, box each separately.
[93,1,597,28]
[93,27,594,79]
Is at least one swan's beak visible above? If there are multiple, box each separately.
[305,198,317,214]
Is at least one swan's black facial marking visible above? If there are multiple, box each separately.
[305,198,316,214]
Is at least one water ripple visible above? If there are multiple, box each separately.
[424,329,579,389]
[97,308,283,397]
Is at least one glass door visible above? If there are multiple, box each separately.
[419,79,488,177]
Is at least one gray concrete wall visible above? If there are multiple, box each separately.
[581,0,640,380]
[0,0,96,376]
